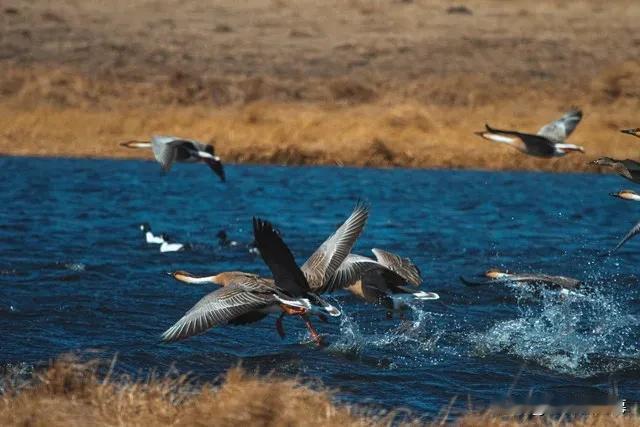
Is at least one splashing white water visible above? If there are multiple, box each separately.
[471,284,640,377]
[328,305,450,367]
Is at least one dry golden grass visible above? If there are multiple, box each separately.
[0,356,395,427]
[2,0,640,171]
[1,71,640,173]
[1,356,638,427]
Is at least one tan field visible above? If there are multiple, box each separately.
[1,356,637,426]
[2,0,640,171]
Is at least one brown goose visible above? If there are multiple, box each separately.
[324,249,439,317]
[161,272,292,343]
[163,203,369,344]
[610,190,640,201]
[475,109,584,158]
[590,157,640,184]
[460,268,582,290]
[611,220,640,254]
[120,135,225,181]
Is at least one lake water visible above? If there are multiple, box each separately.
[2,156,640,418]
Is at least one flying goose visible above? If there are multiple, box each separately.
[610,190,640,201]
[621,128,640,139]
[589,158,640,184]
[161,271,303,343]
[163,203,369,344]
[476,109,585,157]
[120,135,225,181]
[459,268,581,290]
[324,248,439,317]
[610,220,640,254]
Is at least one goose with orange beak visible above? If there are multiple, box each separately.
[475,108,585,158]
[610,190,640,201]
[460,268,581,290]
[323,248,439,318]
[163,203,369,345]
[120,135,225,181]
[590,157,640,184]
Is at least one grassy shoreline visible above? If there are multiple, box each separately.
[1,356,638,426]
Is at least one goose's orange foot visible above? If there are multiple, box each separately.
[281,305,307,316]
[303,316,325,347]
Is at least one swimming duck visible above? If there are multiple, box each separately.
[139,223,164,244]
[621,128,640,139]
[590,157,640,184]
[460,268,581,290]
[120,135,225,181]
[325,248,439,317]
[163,203,369,344]
[610,190,640,201]
[159,234,185,253]
[216,230,239,247]
[476,109,585,157]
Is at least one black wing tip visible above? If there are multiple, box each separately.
[252,216,273,234]
[252,217,283,252]
[567,106,583,117]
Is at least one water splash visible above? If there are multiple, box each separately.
[470,284,640,377]
[329,305,447,367]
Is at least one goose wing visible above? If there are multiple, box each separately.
[253,217,310,297]
[537,109,583,143]
[203,156,225,181]
[161,284,273,342]
[612,220,640,254]
[150,136,188,171]
[301,202,369,291]
[191,141,226,181]
[483,124,556,157]
[371,248,422,286]
[323,254,382,292]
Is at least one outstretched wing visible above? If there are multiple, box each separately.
[323,254,381,292]
[203,156,225,181]
[193,142,226,182]
[301,202,369,291]
[612,220,640,254]
[482,124,556,157]
[161,285,272,342]
[253,217,310,296]
[537,109,583,143]
[371,248,422,286]
[151,135,195,172]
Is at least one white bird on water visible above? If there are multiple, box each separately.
[159,234,185,253]
[139,223,164,244]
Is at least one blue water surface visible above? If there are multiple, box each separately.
[2,156,640,418]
